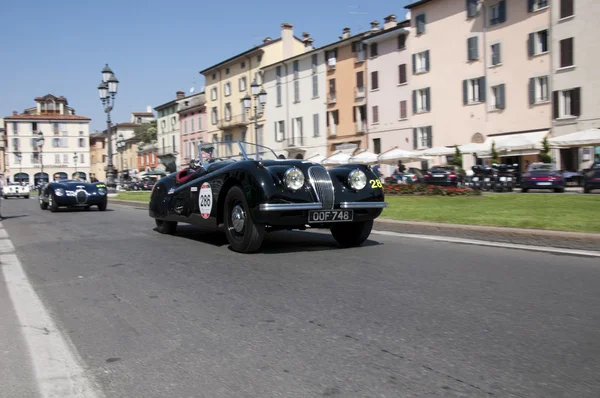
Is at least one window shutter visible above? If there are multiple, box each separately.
[528,0,535,12]
[463,80,468,105]
[560,38,574,67]
[468,37,477,60]
[426,126,433,148]
[412,90,417,113]
[425,87,431,111]
[326,112,330,127]
[479,77,486,102]
[371,71,378,89]
[351,42,357,52]
[356,71,364,87]
[413,128,418,149]
[528,33,535,57]
[498,84,506,109]
[400,101,407,119]
[571,87,581,116]
[425,50,430,71]
[529,78,535,105]
[560,0,574,18]
[353,107,357,122]
[373,106,379,123]
[412,54,417,74]
[499,0,506,22]
[496,43,502,64]
[398,34,406,49]
[399,64,406,84]
[313,114,319,137]
[417,14,426,34]
[552,91,559,119]
[467,0,477,17]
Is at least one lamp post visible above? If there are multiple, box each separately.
[15,152,22,183]
[73,152,78,179]
[242,79,267,160]
[36,131,45,187]
[117,133,125,181]
[97,63,119,193]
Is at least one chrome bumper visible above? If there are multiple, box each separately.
[259,202,388,211]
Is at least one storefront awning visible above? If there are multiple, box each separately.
[548,128,600,148]
[476,130,549,157]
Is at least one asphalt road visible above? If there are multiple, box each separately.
[1,197,600,397]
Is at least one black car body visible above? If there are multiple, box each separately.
[39,179,108,212]
[149,141,388,253]
[521,163,565,193]
[583,163,600,193]
[424,165,465,186]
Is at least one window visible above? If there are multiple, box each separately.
[79,138,85,147]
[63,154,68,164]
[257,54,262,62]
[275,66,282,83]
[191,118,195,132]
[490,84,506,110]
[370,43,378,57]
[463,77,486,104]
[354,42,366,61]
[529,0,548,11]
[313,113,320,137]
[373,138,381,154]
[467,36,479,61]
[211,107,217,124]
[31,153,40,163]
[372,106,379,124]
[239,77,247,91]
[274,120,285,142]
[413,88,431,113]
[292,117,303,140]
[55,154,60,164]
[276,85,282,106]
[399,100,407,119]
[224,82,231,96]
[293,60,299,79]
[326,49,337,69]
[225,68,230,75]
[224,103,232,120]
[491,43,502,65]
[560,0,574,18]
[528,30,548,56]
[413,50,430,73]
[241,61,245,69]
[529,76,549,104]
[294,80,300,102]
[415,14,426,34]
[398,64,407,84]
[312,54,318,73]
[467,0,478,17]
[553,88,580,118]
[489,0,507,25]
[371,71,379,90]
[398,34,406,50]
[211,87,217,100]
[80,154,84,163]
[312,75,319,98]
[560,38,574,67]
[413,126,432,149]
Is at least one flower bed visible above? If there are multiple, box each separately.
[383,184,482,196]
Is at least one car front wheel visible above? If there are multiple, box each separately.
[331,220,373,248]
[155,218,177,234]
[223,186,265,253]
[97,200,107,211]
[39,196,48,210]
[48,194,59,212]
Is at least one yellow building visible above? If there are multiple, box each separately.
[89,132,106,182]
[200,23,306,147]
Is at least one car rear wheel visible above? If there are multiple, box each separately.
[330,220,373,248]
[39,196,48,210]
[155,219,177,234]
[223,186,264,253]
[97,200,107,211]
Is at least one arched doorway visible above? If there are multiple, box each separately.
[34,172,49,184]
[53,172,68,181]
[13,173,29,183]
[72,171,87,180]
[295,153,304,160]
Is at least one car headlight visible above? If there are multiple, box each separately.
[283,167,305,191]
[54,188,65,196]
[98,188,107,195]
[348,169,367,190]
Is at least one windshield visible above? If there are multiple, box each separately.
[198,141,279,167]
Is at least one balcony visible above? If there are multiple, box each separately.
[217,114,248,129]
[355,121,366,134]
[157,146,178,157]
[327,93,337,104]
[328,127,337,137]
[355,86,365,100]
[287,137,305,147]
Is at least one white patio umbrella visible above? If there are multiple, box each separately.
[349,149,378,164]
[377,147,428,164]
[419,146,456,156]
[322,151,352,165]
[548,128,600,147]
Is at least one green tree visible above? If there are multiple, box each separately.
[134,120,157,143]
[491,141,500,164]
[452,145,463,168]
[539,137,552,163]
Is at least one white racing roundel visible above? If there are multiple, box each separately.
[199,182,212,219]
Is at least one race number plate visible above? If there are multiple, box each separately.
[308,210,353,223]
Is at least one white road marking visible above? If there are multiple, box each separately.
[0,222,103,398]
[0,237,15,253]
[372,230,600,258]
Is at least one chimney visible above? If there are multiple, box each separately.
[176,91,185,99]
[383,14,397,29]
[281,22,294,59]
[12,111,17,115]
[301,32,314,51]
[263,37,273,43]
[339,27,351,40]
[370,20,380,31]
[146,105,152,113]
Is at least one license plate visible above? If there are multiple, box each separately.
[433,174,444,177]
[537,182,551,186]
[309,210,353,223]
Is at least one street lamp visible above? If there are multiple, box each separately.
[117,133,126,181]
[242,79,267,160]
[98,63,119,193]
[73,152,78,178]
[15,152,22,183]
[36,131,45,187]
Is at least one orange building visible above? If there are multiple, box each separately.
[137,142,159,172]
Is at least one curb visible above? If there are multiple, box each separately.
[109,199,147,209]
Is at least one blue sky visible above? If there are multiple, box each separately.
[0,0,411,132]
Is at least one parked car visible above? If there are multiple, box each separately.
[3,182,30,199]
[39,179,108,212]
[149,141,388,253]
[521,163,565,193]
[583,162,600,193]
[424,165,465,186]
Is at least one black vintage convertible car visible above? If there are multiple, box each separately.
[39,179,108,212]
[149,141,388,253]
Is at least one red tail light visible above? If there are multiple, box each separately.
[449,173,456,178]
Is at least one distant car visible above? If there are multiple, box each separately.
[583,163,600,193]
[149,141,388,253]
[3,183,30,199]
[39,179,108,212]
[521,163,565,193]
[424,165,465,186]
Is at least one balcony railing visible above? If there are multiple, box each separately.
[158,146,178,157]
[217,114,248,129]
[355,86,365,99]
[355,121,366,133]
[327,93,337,104]
[287,137,305,147]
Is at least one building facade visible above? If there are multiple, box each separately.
[200,23,306,151]
[261,32,328,159]
[405,0,552,168]
[4,94,91,183]
[550,0,600,170]
[89,132,106,182]
[178,92,206,165]
[155,91,186,171]
[0,119,6,181]
[363,16,412,159]
[137,142,159,172]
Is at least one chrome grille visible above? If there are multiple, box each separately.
[308,166,335,210]
[75,190,88,204]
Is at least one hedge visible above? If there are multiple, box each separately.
[383,184,482,196]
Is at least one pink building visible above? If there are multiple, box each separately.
[363,15,412,161]
[178,92,206,165]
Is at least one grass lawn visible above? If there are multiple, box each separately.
[382,195,600,233]
[115,191,151,202]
